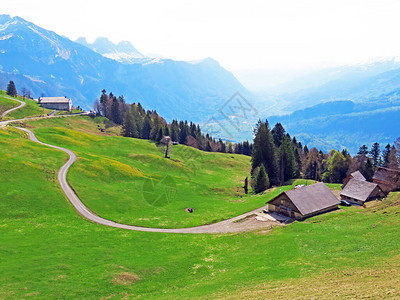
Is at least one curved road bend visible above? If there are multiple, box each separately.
[0,97,26,119]
[16,126,271,234]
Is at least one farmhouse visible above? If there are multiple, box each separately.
[340,178,385,205]
[342,170,366,188]
[373,167,400,193]
[38,96,72,111]
[267,182,340,220]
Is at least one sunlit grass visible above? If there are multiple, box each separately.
[1,122,400,299]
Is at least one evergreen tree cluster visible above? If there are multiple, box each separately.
[346,142,400,181]
[250,120,400,194]
[95,90,253,154]
[251,120,303,192]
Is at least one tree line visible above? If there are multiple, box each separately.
[93,90,253,155]
[251,119,400,194]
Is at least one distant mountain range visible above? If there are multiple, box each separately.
[266,60,400,154]
[1,14,399,152]
[0,14,252,122]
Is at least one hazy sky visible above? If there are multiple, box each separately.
[3,0,400,90]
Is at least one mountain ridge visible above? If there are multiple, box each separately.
[0,14,252,123]
[75,36,147,64]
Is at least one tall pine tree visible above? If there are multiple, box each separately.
[6,81,17,97]
[122,109,139,138]
[278,135,296,183]
[363,158,375,181]
[251,120,279,185]
[254,164,269,193]
[369,142,381,167]
[141,115,152,139]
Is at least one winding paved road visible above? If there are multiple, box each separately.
[15,126,273,234]
[0,96,25,119]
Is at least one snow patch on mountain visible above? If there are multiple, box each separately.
[76,37,146,64]
[0,20,17,32]
[102,51,144,63]
[0,33,13,40]
[24,74,45,83]
[27,25,70,60]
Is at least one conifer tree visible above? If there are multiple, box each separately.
[369,142,381,167]
[6,81,17,97]
[141,115,152,139]
[363,158,375,181]
[382,144,391,167]
[206,140,212,152]
[278,135,295,183]
[111,97,122,124]
[219,139,226,153]
[303,145,309,155]
[294,148,302,178]
[122,110,139,138]
[156,127,163,142]
[358,145,368,155]
[178,121,188,144]
[150,116,162,140]
[170,120,179,142]
[99,89,109,117]
[254,164,269,193]
[251,120,279,185]
[271,122,286,147]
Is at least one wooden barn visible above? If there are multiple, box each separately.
[267,182,340,220]
[342,170,366,189]
[38,96,72,111]
[340,178,385,205]
[373,167,400,193]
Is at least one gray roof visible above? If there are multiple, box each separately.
[340,178,378,202]
[373,167,400,185]
[282,182,339,216]
[351,171,366,181]
[40,97,71,103]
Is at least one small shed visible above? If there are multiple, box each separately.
[267,182,340,220]
[342,170,366,189]
[340,178,385,205]
[38,96,72,111]
[373,167,400,193]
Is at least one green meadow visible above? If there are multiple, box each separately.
[25,117,333,228]
[1,114,399,298]
[25,116,263,228]
[0,90,52,120]
[0,93,19,116]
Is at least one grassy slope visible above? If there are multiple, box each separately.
[26,116,259,228]
[1,125,400,299]
[0,90,53,120]
[26,117,333,228]
[0,94,19,116]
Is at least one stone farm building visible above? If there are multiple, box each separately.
[340,178,385,205]
[38,97,72,111]
[267,182,340,220]
[373,167,400,193]
[342,170,366,189]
